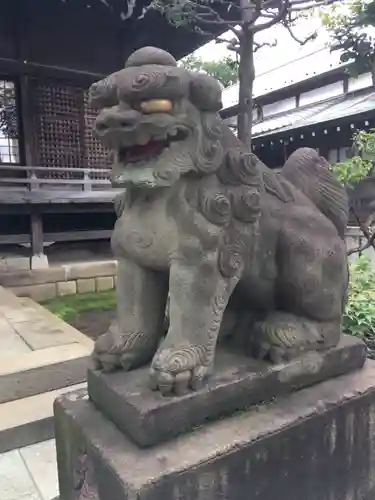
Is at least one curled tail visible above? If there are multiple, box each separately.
[281,147,349,239]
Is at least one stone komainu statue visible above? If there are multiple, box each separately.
[89,46,349,396]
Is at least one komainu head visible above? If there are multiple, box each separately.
[89,46,225,188]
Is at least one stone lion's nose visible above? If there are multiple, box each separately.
[89,76,118,108]
[95,107,141,132]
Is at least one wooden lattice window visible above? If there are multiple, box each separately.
[83,90,111,180]
[0,80,20,165]
[34,81,83,179]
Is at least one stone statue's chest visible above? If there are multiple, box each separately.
[112,195,175,269]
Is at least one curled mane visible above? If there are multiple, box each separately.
[180,144,262,279]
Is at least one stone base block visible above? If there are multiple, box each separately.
[55,361,375,500]
[31,254,49,270]
[88,335,366,447]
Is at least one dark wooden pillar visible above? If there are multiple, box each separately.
[30,210,43,256]
[16,0,47,268]
[19,76,47,267]
[19,75,37,168]
[30,208,48,268]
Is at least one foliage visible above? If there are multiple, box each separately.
[44,290,116,323]
[322,0,375,80]
[344,256,375,358]
[180,54,238,88]
[331,129,375,186]
[331,128,375,256]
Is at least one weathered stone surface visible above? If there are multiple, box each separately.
[0,448,42,500]
[63,261,117,281]
[77,278,96,294]
[55,361,375,500]
[11,317,80,350]
[88,334,366,447]
[11,283,57,302]
[0,258,7,274]
[0,316,31,355]
[0,343,90,403]
[0,382,87,453]
[0,268,65,288]
[57,281,77,297]
[19,439,59,500]
[5,257,30,272]
[95,276,114,292]
[31,253,49,270]
[19,298,94,350]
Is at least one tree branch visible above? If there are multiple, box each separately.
[215,35,235,44]
[195,14,242,25]
[252,0,289,33]
[347,230,375,256]
[347,207,375,256]
[283,21,317,44]
[227,38,277,53]
[187,1,242,26]
[254,39,278,51]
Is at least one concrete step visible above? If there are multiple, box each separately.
[0,343,90,404]
[0,289,93,403]
[0,383,87,453]
[0,287,92,459]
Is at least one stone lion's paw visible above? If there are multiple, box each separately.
[92,331,154,373]
[252,339,295,364]
[149,346,210,396]
[92,333,121,372]
[251,312,322,364]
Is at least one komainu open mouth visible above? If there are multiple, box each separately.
[118,128,188,165]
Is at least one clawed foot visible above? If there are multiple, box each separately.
[251,312,326,364]
[92,323,158,372]
[149,343,213,396]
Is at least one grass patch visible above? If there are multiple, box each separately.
[44,290,116,323]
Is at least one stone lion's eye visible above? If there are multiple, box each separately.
[140,99,173,114]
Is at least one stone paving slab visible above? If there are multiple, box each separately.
[0,440,59,500]
[20,298,94,350]
[0,448,41,500]
[11,317,80,350]
[20,440,59,500]
[0,287,93,355]
[0,316,31,355]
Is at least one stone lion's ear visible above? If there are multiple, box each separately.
[89,74,118,108]
[189,73,223,112]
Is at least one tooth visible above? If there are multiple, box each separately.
[137,133,150,145]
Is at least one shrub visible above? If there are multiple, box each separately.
[344,255,375,358]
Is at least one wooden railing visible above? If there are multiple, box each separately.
[0,164,112,191]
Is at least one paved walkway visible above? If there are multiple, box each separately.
[0,285,93,500]
[0,439,58,500]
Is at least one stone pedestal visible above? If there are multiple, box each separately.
[54,336,375,500]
